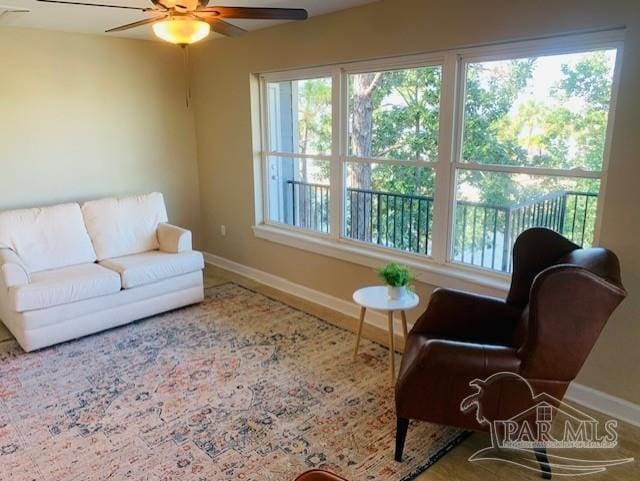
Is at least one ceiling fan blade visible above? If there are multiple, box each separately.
[106,15,167,33]
[37,0,150,11]
[198,17,247,37]
[197,6,308,20]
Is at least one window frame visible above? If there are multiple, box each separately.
[254,30,624,296]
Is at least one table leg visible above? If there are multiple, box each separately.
[387,310,395,382]
[352,306,366,361]
[400,310,409,340]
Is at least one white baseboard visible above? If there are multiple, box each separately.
[204,252,640,427]
[565,383,640,427]
[203,252,403,333]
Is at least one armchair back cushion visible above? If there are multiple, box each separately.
[82,192,168,261]
[0,203,96,273]
[506,228,579,307]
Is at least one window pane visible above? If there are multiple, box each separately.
[267,156,330,233]
[462,49,617,170]
[344,162,435,255]
[266,77,332,156]
[453,169,600,272]
[348,66,442,161]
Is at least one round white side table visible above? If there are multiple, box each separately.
[352,286,419,382]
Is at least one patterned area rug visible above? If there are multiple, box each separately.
[0,283,466,481]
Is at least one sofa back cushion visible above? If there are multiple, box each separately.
[82,192,168,261]
[0,203,97,273]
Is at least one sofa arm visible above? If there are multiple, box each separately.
[0,249,30,288]
[158,223,192,253]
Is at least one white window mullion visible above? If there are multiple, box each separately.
[266,151,334,161]
[593,40,624,245]
[258,76,270,226]
[329,67,343,239]
[342,157,438,169]
[431,53,460,264]
[456,162,603,179]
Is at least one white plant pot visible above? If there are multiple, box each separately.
[387,285,407,300]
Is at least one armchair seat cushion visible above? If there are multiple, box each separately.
[100,250,204,289]
[10,263,121,312]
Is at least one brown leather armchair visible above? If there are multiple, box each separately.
[394,228,626,478]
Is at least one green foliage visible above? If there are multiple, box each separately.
[298,78,332,155]
[463,58,534,168]
[370,67,441,162]
[376,263,414,287]
[558,50,614,109]
[555,51,614,171]
[348,67,441,197]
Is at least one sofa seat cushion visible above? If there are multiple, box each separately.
[100,250,204,289]
[10,271,202,332]
[10,263,121,312]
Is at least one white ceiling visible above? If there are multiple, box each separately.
[0,0,378,41]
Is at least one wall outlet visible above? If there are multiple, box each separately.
[220,225,226,236]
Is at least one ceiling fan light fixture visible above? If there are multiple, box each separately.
[152,17,210,45]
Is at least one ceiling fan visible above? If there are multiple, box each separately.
[36,0,308,45]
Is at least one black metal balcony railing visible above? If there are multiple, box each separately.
[288,180,331,233]
[346,187,434,255]
[454,191,598,271]
[285,180,597,273]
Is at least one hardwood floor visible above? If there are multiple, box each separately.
[0,266,637,480]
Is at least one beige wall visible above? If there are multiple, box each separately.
[191,0,640,403]
[0,27,201,243]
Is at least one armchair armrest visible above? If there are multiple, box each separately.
[411,288,521,344]
[0,249,30,288]
[405,339,521,377]
[158,223,192,253]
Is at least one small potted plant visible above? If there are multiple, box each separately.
[376,262,414,300]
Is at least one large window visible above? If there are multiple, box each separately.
[257,32,621,280]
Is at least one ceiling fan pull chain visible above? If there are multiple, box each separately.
[183,45,191,109]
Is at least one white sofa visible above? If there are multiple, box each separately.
[0,193,204,352]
